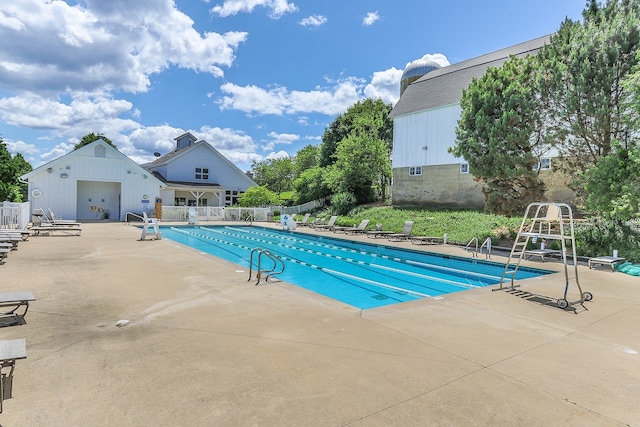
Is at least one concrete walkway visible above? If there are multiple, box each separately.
[0,222,638,426]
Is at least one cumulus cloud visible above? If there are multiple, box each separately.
[0,0,247,95]
[218,78,364,116]
[264,150,290,161]
[363,11,380,26]
[364,67,404,105]
[405,53,451,69]
[211,0,298,18]
[261,131,299,151]
[299,15,327,27]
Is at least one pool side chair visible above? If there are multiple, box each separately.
[366,224,394,239]
[314,216,338,232]
[47,208,82,226]
[387,221,414,242]
[296,213,311,227]
[335,219,370,234]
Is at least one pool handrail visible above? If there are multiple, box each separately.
[248,248,285,285]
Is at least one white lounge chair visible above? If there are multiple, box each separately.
[0,292,35,326]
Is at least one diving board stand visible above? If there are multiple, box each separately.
[0,338,27,412]
[140,212,162,240]
[0,292,36,326]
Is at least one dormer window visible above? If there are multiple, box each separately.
[195,167,209,180]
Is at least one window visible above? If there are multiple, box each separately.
[409,166,422,176]
[195,167,209,180]
[175,197,186,206]
[197,199,208,206]
[533,158,551,171]
[225,190,244,206]
[460,163,469,174]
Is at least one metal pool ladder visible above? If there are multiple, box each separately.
[248,248,285,285]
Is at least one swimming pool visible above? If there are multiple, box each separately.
[161,226,552,310]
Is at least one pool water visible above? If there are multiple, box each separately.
[161,226,552,310]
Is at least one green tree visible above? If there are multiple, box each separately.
[292,144,319,179]
[238,186,279,207]
[293,166,330,204]
[582,143,640,219]
[452,55,547,216]
[0,138,32,202]
[539,0,640,194]
[318,98,393,167]
[324,130,392,204]
[74,132,117,150]
[251,157,294,195]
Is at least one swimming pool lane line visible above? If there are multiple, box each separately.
[213,226,498,285]
[197,227,477,294]
[171,227,436,299]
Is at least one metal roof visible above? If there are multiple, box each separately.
[390,35,551,118]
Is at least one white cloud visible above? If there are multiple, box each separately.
[0,0,247,95]
[211,0,298,18]
[261,131,299,151]
[299,15,327,27]
[405,53,451,69]
[364,67,404,105]
[264,150,290,161]
[363,11,380,26]
[218,78,363,116]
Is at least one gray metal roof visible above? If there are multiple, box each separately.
[390,35,551,118]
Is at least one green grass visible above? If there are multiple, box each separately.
[309,206,523,245]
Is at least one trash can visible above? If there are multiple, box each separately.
[267,213,274,223]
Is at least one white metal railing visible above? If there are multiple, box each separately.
[0,202,30,230]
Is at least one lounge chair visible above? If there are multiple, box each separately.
[296,213,311,227]
[366,224,395,239]
[314,215,338,232]
[0,338,27,411]
[0,292,35,326]
[334,219,370,234]
[387,221,414,241]
[0,229,30,241]
[30,214,82,236]
[410,235,444,245]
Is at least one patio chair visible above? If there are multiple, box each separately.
[0,292,36,326]
[366,223,395,239]
[314,215,338,232]
[296,213,311,227]
[334,219,370,234]
[387,221,414,242]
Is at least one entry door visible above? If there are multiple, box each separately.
[76,181,121,220]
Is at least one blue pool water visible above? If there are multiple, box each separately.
[161,226,552,310]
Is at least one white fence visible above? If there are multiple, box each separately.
[277,198,327,215]
[158,206,271,222]
[0,201,30,230]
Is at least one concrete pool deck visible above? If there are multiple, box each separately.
[0,221,638,426]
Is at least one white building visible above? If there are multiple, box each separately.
[143,133,256,207]
[389,35,571,208]
[20,139,165,221]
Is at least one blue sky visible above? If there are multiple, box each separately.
[0,0,586,172]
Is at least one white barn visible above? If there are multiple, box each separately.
[389,35,572,208]
[20,139,164,221]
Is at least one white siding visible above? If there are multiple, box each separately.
[165,144,253,191]
[392,104,463,168]
[24,141,163,221]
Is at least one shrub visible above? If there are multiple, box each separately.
[331,192,356,215]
